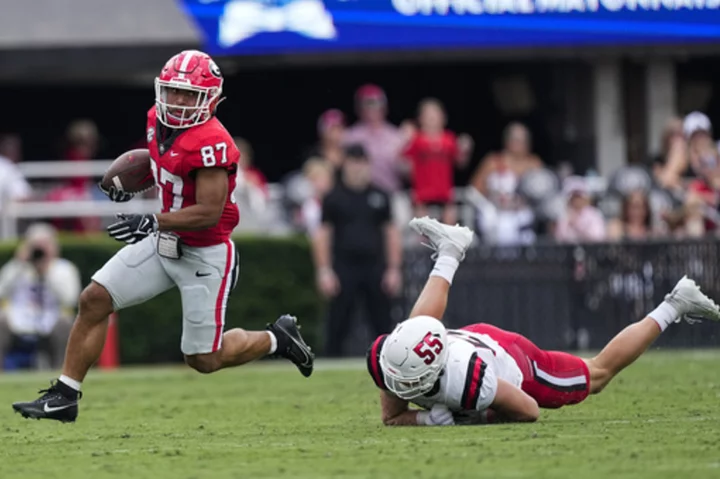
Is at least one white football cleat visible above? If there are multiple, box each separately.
[664,275,720,324]
[409,216,475,261]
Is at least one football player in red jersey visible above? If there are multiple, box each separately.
[366,217,720,426]
[13,50,314,423]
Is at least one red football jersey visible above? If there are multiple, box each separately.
[146,107,240,247]
[403,131,459,203]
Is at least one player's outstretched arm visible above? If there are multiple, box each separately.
[380,392,455,427]
[489,379,539,423]
[380,391,415,426]
[157,168,228,231]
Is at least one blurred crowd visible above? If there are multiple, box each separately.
[286,87,720,246]
[2,85,720,246]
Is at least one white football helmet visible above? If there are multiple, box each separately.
[379,316,448,400]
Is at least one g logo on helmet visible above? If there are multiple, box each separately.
[208,60,222,79]
[413,332,444,365]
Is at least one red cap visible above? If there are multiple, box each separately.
[356,84,386,106]
[318,109,345,133]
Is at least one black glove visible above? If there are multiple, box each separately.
[107,214,158,244]
[452,410,485,426]
[98,182,134,203]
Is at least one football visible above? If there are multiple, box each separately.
[100,148,155,194]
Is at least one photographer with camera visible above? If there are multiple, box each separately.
[0,223,81,370]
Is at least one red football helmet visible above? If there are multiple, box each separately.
[154,50,224,128]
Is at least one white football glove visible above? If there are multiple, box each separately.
[417,404,455,426]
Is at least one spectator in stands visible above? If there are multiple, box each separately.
[0,223,80,370]
[554,176,606,243]
[473,169,536,245]
[299,158,334,236]
[684,111,717,179]
[649,117,690,226]
[47,120,101,233]
[607,190,654,241]
[0,134,22,164]
[233,137,268,222]
[470,122,543,197]
[681,192,709,237]
[64,119,99,189]
[662,191,709,238]
[681,113,720,233]
[651,117,689,190]
[312,144,402,357]
[344,84,409,193]
[403,98,473,225]
[235,137,268,195]
[0,134,32,211]
[306,109,346,171]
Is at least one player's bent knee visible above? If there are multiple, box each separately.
[78,282,114,318]
[585,359,611,394]
[185,353,222,374]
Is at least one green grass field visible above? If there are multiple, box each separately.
[1,352,719,479]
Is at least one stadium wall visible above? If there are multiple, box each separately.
[403,239,720,351]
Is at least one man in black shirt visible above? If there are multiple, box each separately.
[312,144,402,356]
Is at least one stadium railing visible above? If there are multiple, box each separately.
[1,159,610,240]
[1,160,288,240]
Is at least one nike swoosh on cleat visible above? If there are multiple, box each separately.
[278,327,313,367]
[43,402,76,414]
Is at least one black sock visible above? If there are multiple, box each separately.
[55,380,79,401]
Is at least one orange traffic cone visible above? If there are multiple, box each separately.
[98,313,120,369]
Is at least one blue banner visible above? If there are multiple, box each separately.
[179,0,720,56]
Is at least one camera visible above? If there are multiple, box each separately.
[30,246,46,262]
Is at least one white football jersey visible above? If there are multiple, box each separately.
[367,328,524,412]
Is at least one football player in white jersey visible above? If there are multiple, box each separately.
[366,217,720,426]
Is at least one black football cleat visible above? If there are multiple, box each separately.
[12,381,81,423]
[267,314,315,377]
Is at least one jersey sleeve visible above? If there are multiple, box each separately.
[180,129,240,176]
[460,350,498,411]
[365,334,389,390]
